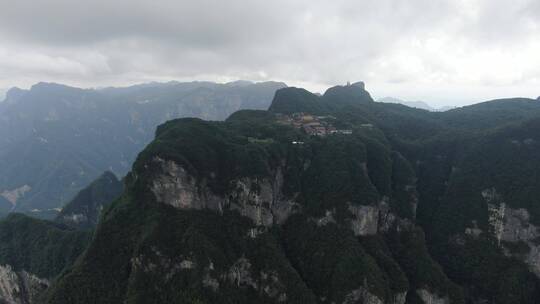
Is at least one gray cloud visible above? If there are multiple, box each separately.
[0,0,539,106]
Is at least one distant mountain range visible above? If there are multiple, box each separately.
[0,80,286,216]
[377,96,455,112]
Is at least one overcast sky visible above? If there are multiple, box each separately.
[0,0,539,107]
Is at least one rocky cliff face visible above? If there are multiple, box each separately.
[0,264,49,304]
[143,156,439,304]
[416,289,450,304]
[483,188,540,276]
[348,198,414,237]
[130,248,289,303]
[150,155,417,240]
[150,157,299,227]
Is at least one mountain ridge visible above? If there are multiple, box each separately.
[1,82,540,303]
[42,82,540,303]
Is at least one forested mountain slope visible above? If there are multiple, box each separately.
[41,83,540,304]
[55,171,123,229]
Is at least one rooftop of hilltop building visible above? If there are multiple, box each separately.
[276,112,352,136]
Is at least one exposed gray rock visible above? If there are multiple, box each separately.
[150,157,298,227]
[342,285,384,304]
[348,204,379,236]
[226,258,257,289]
[179,259,196,270]
[484,188,506,243]
[150,158,223,211]
[224,258,287,301]
[130,247,195,281]
[390,291,408,304]
[260,271,287,302]
[202,272,220,291]
[341,282,406,304]
[0,264,49,304]
[247,227,264,239]
[313,210,336,227]
[348,197,413,236]
[465,220,483,238]
[1,185,31,207]
[483,188,540,276]
[416,288,450,304]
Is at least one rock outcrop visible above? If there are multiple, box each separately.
[0,264,49,304]
[1,185,31,208]
[348,198,413,236]
[150,157,298,227]
[130,248,289,303]
[342,284,407,304]
[416,289,450,304]
[483,188,540,276]
[151,156,417,240]
[343,285,384,304]
[348,203,380,236]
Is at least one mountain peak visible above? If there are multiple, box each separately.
[4,87,27,104]
[30,82,84,94]
[268,87,322,114]
[226,80,253,87]
[55,170,123,229]
[322,81,373,105]
[351,81,365,89]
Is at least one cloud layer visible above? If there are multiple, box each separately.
[0,0,539,106]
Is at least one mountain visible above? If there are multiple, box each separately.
[0,214,90,304]
[1,82,540,303]
[37,83,540,304]
[0,170,125,303]
[0,80,286,215]
[55,171,123,229]
[47,112,442,304]
[377,97,459,112]
[437,105,456,112]
[377,97,435,111]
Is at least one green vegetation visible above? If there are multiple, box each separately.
[0,213,90,279]
[56,171,123,229]
[10,83,540,303]
[282,215,410,303]
[268,87,327,114]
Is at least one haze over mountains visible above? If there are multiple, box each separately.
[376,97,455,112]
[0,80,285,216]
